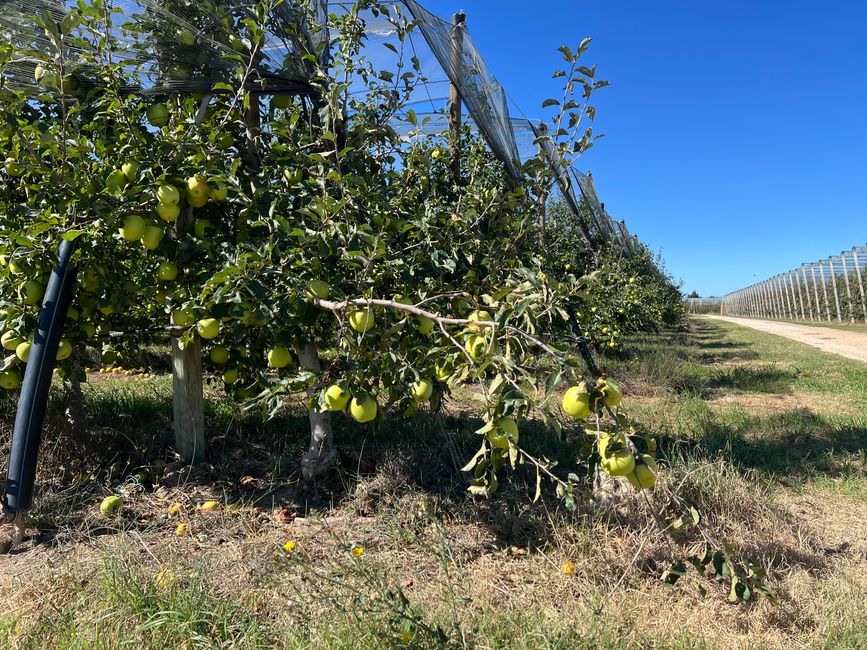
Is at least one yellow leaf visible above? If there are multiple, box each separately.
[560,560,576,575]
[175,523,188,536]
[167,503,184,517]
[200,500,219,512]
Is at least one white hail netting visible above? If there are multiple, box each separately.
[722,244,867,317]
[0,0,641,255]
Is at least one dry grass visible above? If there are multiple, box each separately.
[0,318,866,648]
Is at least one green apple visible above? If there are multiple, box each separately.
[627,455,658,490]
[99,303,115,315]
[267,346,291,369]
[120,215,146,241]
[467,309,492,331]
[602,378,622,407]
[222,367,239,385]
[348,307,374,333]
[415,316,434,335]
[187,192,208,208]
[411,379,433,402]
[323,384,350,411]
[4,157,24,177]
[308,279,330,300]
[2,330,22,351]
[66,307,79,322]
[210,345,230,364]
[350,394,377,423]
[15,341,32,362]
[187,174,209,198]
[106,169,128,193]
[78,322,96,339]
[56,339,72,361]
[157,202,180,222]
[121,162,138,180]
[562,385,591,418]
[210,182,228,201]
[21,280,44,305]
[0,369,21,390]
[196,318,219,340]
[272,94,291,109]
[464,334,487,361]
[192,219,210,239]
[598,434,635,477]
[7,259,24,274]
[601,449,635,477]
[100,495,123,517]
[157,262,178,282]
[141,225,164,250]
[171,309,195,327]
[146,103,169,128]
[157,184,180,205]
[216,133,233,149]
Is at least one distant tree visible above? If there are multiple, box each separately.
[687,291,700,299]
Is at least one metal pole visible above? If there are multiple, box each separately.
[851,247,867,325]
[809,263,822,322]
[800,265,814,320]
[829,256,843,323]
[780,275,793,319]
[840,253,854,323]
[818,260,832,321]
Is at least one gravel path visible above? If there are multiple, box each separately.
[708,316,867,365]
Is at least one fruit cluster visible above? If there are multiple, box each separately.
[561,377,658,490]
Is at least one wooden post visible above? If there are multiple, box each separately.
[448,11,466,185]
[840,252,855,323]
[172,337,205,464]
[818,261,832,321]
[851,248,867,324]
[829,256,843,322]
[172,198,206,463]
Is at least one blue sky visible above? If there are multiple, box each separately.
[417,0,867,297]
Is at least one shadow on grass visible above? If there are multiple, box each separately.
[654,408,867,483]
[706,365,798,394]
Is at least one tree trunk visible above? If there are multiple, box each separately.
[61,345,85,445]
[295,340,337,479]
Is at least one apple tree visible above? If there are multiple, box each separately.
[0,0,652,499]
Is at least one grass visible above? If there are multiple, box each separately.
[1,316,867,648]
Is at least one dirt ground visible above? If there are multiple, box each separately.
[709,316,867,365]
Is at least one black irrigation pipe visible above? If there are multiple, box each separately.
[4,238,78,518]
